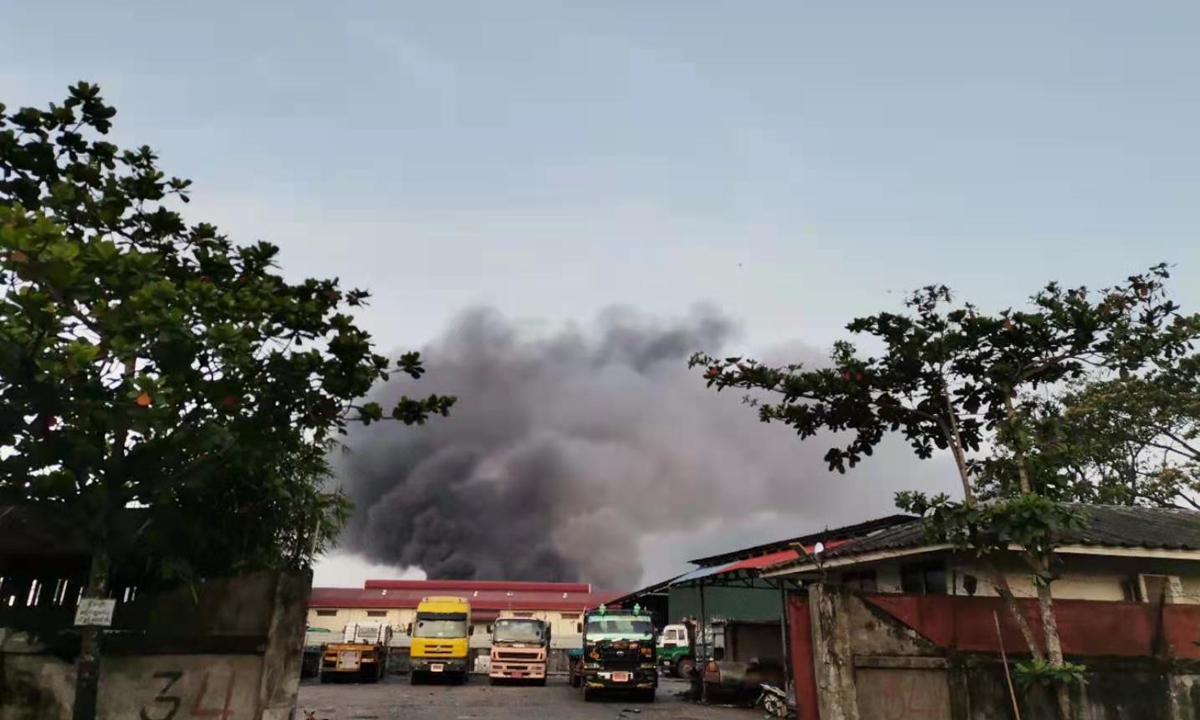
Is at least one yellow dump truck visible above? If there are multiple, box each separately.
[409,596,472,684]
[320,621,390,683]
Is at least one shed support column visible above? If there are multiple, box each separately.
[779,582,792,693]
[698,581,708,703]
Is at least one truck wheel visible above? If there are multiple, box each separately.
[640,689,656,703]
[410,671,422,685]
[460,670,470,685]
[582,686,595,703]
[319,672,331,684]
[676,657,696,678]
[537,677,547,687]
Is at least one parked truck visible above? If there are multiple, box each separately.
[301,627,332,678]
[489,617,551,684]
[320,621,390,682]
[575,606,657,702]
[656,621,697,678]
[409,596,472,684]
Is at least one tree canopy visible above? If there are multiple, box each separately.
[0,82,454,583]
[691,265,1200,715]
[1045,365,1200,508]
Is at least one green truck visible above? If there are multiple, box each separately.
[655,621,697,678]
[573,605,657,703]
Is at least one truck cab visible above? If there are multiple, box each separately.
[409,596,472,684]
[489,617,550,684]
[577,606,657,703]
[656,622,696,678]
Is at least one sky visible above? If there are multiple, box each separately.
[3,0,1197,587]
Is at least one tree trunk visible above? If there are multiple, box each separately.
[940,383,976,503]
[72,546,110,720]
[1036,577,1071,719]
[989,565,1044,662]
[1002,392,1033,494]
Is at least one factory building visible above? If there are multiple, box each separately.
[307,579,624,645]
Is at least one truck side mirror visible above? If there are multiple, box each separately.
[469,625,475,636]
[406,623,413,635]
[576,622,583,633]
[487,625,494,633]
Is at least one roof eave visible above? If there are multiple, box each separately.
[763,542,1200,579]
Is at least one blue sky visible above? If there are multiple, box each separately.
[4,1,1198,585]
[4,0,1196,356]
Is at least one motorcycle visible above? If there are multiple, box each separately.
[756,683,792,719]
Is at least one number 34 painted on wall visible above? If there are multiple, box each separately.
[140,671,236,720]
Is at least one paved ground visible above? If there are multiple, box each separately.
[298,675,757,720]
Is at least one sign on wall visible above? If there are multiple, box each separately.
[75,598,117,627]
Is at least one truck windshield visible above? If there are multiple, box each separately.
[414,619,467,638]
[586,617,653,636]
[494,619,544,643]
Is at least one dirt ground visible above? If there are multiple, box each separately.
[298,675,760,720]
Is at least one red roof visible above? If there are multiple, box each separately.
[722,548,800,572]
[364,579,592,594]
[310,579,623,613]
[718,540,850,574]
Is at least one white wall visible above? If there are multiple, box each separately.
[826,552,1200,604]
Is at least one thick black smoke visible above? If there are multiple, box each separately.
[335,306,940,588]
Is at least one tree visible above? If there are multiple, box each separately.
[691,266,1200,718]
[0,83,455,719]
[1044,367,1200,508]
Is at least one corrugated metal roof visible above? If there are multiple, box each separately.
[686,514,916,567]
[671,565,730,584]
[309,584,623,612]
[770,505,1200,574]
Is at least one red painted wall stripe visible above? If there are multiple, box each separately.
[862,594,1200,659]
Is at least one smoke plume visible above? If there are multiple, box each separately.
[335,306,944,588]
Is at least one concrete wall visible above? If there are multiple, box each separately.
[797,584,1199,720]
[1,571,310,720]
[2,654,267,720]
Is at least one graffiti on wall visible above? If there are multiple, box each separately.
[99,656,261,720]
[138,670,237,720]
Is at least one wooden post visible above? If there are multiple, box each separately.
[995,611,1022,720]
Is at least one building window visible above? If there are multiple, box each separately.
[900,561,948,595]
[1121,578,1142,602]
[316,610,337,617]
[367,611,387,617]
[561,613,580,620]
[841,570,878,592]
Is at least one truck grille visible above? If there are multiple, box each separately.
[495,650,541,661]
